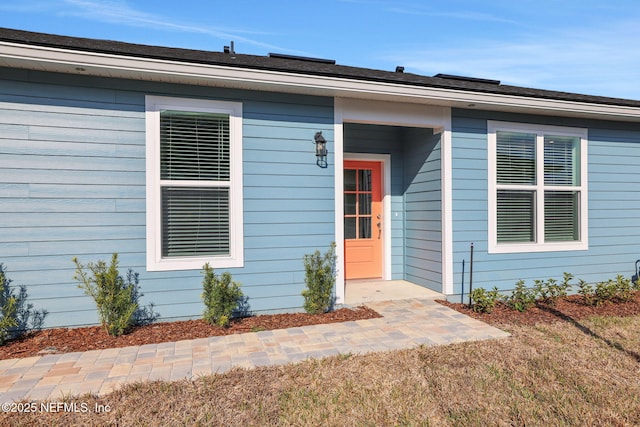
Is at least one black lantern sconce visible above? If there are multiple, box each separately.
[314,131,328,168]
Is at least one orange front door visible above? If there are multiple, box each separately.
[344,160,383,279]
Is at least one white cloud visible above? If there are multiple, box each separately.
[61,0,289,52]
[387,6,516,24]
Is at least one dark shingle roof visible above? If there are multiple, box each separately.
[1,27,639,108]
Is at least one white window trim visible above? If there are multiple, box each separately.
[145,95,244,271]
[488,121,588,254]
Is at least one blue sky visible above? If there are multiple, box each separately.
[1,0,639,99]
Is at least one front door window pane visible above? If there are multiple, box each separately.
[359,217,372,239]
[344,169,356,191]
[359,194,372,215]
[344,217,356,239]
[344,194,356,215]
[358,169,371,191]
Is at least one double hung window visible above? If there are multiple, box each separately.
[146,96,243,270]
[488,121,587,253]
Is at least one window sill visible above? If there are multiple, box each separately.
[146,255,244,271]
[488,241,588,254]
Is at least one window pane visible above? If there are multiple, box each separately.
[344,194,356,215]
[544,135,580,186]
[359,217,372,239]
[344,169,356,191]
[545,191,579,241]
[359,193,372,215]
[344,217,356,239]
[497,131,536,185]
[358,169,372,191]
[160,111,230,181]
[161,187,230,257]
[497,190,535,243]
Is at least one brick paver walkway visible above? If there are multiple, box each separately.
[0,298,509,402]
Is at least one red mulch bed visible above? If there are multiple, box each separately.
[0,306,380,361]
[439,292,640,326]
[4,293,640,361]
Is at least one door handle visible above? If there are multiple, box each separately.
[376,220,381,239]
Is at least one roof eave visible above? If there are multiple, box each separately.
[2,40,640,122]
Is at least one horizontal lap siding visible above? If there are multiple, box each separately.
[451,108,640,298]
[403,128,442,291]
[0,68,334,327]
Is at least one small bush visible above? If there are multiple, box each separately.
[612,275,635,303]
[593,279,618,304]
[0,264,47,345]
[534,272,572,306]
[202,264,244,327]
[73,253,154,336]
[592,275,635,305]
[301,242,337,314]
[578,275,638,306]
[578,279,595,305]
[0,266,18,345]
[504,280,538,312]
[470,287,500,313]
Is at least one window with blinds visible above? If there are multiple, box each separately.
[146,96,243,271]
[489,122,587,253]
[160,110,231,257]
[160,111,230,181]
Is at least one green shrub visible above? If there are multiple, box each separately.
[73,253,144,336]
[0,264,47,345]
[612,275,635,303]
[470,287,500,313]
[202,264,244,327]
[578,279,595,305]
[593,275,635,304]
[578,275,637,306]
[593,279,618,304]
[504,280,538,312]
[534,273,572,306]
[301,242,337,314]
[0,265,18,345]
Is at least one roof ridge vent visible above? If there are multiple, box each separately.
[268,52,336,65]
[434,73,500,85]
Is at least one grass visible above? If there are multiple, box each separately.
[3,316,640,426]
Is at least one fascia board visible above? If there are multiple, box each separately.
[3,41,640,121]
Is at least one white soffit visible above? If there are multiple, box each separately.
[337,98,450,131]
[2,41,640,122]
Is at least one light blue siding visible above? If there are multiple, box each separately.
[451,108,640,300]
[403,128,442,291]
[0,68,335,327]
